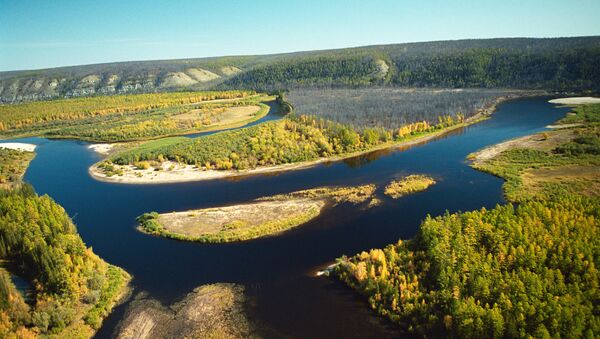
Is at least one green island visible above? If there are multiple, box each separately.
[137,184,376,243]
[91,99,496,183]
[0,149,131,337]
[0,90,272,142]
[332,103,600,337]
[384,175,437,199]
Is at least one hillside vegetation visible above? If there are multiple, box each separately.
[2,37,599,103]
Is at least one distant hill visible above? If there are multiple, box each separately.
[1,37,599,103]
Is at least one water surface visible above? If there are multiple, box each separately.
[2,97,568,338]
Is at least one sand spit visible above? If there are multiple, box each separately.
[88,143,114,155]
[0,142,36,152]
[549,97,600,105]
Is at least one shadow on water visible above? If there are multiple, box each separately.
[2,97,569,338]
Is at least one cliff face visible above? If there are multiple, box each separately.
[0,65,241,103]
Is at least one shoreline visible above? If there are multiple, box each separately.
[0,142,37,152]
[88,95,515,184]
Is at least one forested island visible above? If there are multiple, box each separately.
[333,102,600,337]
[89,91,509,183]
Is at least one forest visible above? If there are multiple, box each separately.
[334,193,599,337]
[0,185,130,337]
[217,38,600,92]
[287,88,526,130]
[106,112,464,172]
[0,91,273,142]
[2,37,599,104]
[334,103,600,337]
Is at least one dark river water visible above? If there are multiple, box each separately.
[2,97,568,338]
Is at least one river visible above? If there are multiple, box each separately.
[2,96,569,338]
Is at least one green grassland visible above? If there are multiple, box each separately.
[471,104,600,201]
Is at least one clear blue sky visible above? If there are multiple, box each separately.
[1,0,599,71]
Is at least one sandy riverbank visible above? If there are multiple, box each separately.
[0,142,36,152]
[549,97,600,105]
[89,118,483,184]
[88,143,114,155]
[88,95,514,184]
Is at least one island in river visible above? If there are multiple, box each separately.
[89,95,513,184]
[137,184,377,243]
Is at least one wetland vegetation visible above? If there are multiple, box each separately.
[384,175,437,199]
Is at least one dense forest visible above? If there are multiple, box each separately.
[334,194,599,337]
[0,186,130,337]
[106,112,464,172]
[218,38,600,92]
[2,37,599,103]
[287,88,526,129]
[334,103,600,337]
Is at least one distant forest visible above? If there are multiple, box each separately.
[287,88,527,129]
[2,37,599,103]
[218,37,600,92]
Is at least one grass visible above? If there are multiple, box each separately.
[383,175,436,199]
[137,184,376,243]
[470,103,600,201]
